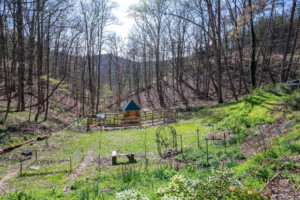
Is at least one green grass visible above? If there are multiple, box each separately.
[0,90,299,199]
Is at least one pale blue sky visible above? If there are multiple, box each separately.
[109,0,139,38]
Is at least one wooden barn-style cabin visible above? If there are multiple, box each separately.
[122,100,141,124]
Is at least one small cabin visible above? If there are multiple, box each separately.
[122,100,141,124]
[122,100,141,117]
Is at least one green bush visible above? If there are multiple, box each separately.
[233,151,246,160]
[226,160,239,168]
[70,180,85,190]
[115,189,149,200]
[184,105,204,112]
[280,89,300,110]
[6,123,19,132]
[279,160,297,170]
[156,168,265,199]
[175,148,202,163]
[1,191,36,200]
[121,169,142,183]
[50,104,64,113]
[284,142,300,154]
[247,165,274,182]
[151,167,175,180]
[197,159,211,168]
[77,183,103,200]
[0,119,5,125]
[228,137,238,145]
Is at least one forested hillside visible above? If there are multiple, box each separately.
[0,0,299,117]
[0,0,299,199]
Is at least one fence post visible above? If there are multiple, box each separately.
[163,111,166,123]
[180,134,183,154]
[82,147,84,160]
[20,160,23,175]
[197,129,200,149]
[69,156,72,172]
[152,112,154,125]
[99,140,102,169]
[206,138,209,164]
[224,133,226,155]
[87,116,90,131]
[35,150,38,163]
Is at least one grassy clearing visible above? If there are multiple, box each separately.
[0,90,299,199]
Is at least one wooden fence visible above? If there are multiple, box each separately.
[87,110,176,130]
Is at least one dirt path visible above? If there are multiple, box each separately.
[0,171,16,194]
[0,159,32,193]
[63,146,95,192]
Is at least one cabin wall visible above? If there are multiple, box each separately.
[124,110,140,117]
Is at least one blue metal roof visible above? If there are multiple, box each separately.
[122,100,141,111]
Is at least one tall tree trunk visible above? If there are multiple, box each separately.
[280,0,297,82]
[35,0,43,122]
[283,2,299,82]
[16,0,25,111]
[248,0,257,90]
[0,3,11,120]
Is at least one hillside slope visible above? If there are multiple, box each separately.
[0,87,299,199]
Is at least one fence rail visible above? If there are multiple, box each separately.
[87,110,177,130]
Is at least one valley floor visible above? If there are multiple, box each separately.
[0,89,299,199]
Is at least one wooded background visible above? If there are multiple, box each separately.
[0,0,299,121]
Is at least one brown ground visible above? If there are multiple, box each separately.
[241,118,293,155]
[63,145,95,193]
[260,173,300,200]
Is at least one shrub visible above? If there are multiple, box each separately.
[1,191,36,200]
[77,183,103,200]
[280,89,300,110]
[121,169,141,183]
[184,105,204,112]
[233,151,246,160]
[284,142,300,154]
[6,123,19,132]
[279,160,297,170]
[197,159,211,168]
[225,160,239,168]
[115,189,149,200]
[228,137,238,145]
[247,165,274,182]
[70,180,85,190]
[152,167,174,180]
[156,168,265,199]
[0,119,5,125]
[175,148,202,163]
[50,104,64,113]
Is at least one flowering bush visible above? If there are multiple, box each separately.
[115,189,149,200]
[156,174,200,200]
[157,168,265,200]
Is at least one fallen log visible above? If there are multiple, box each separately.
[0,135,49,155]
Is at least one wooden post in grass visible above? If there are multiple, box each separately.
[20,160,23,175]
[224,133,226,155]
[180,134,183,154]
[99,140,101,169]
[152,112,154,125]
[206,138,209,164]
[197,129,200,149]
[35,150,38,163]
[82,147,84,160]
[87,116,90,131]
[69,156,72,172]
